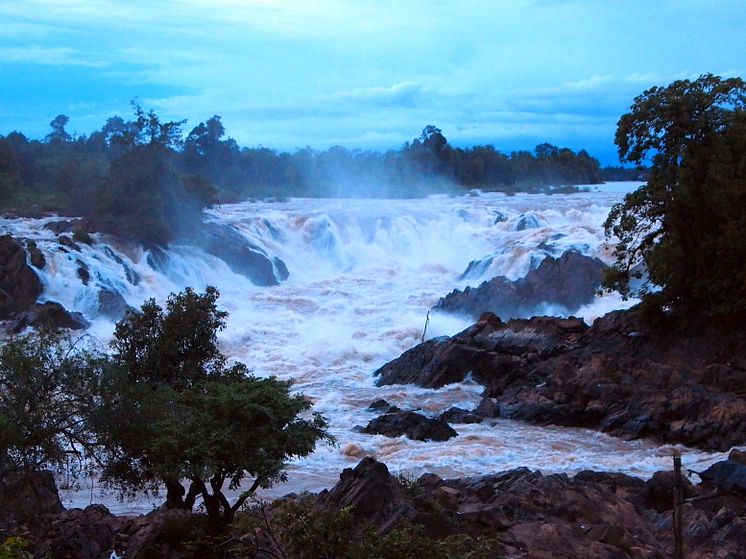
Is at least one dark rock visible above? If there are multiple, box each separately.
[97,288,130,320]
[514,212,541,231]
[0,470,63,528]
[76,260,90,285]
[0,235,43,319]
[321,456,399,521]
[26,240,46,269]
[699,460,746,493]
[363,411,458,441]
[438,407,482,424]
[367,399,401,414]
[39,505,121,559]
[187,222,289,286]
[436,250,608,320]
[58,235,81,252]
[730,449,746,466]
[44,219,84,235]
[375,308,746,452]
[8,301,88,333]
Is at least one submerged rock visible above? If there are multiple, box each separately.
[437,250,607,320]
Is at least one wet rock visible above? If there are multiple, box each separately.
[438,406,482,424]
[26,240,46,269]
[436,250,607,320]
[76,260,90,285]
[363,411,457,441]
[187,222,289,286]
[0,234,43,319]
[367,399,401,414]
[97,288,131,320]
[44,218,85,235]
[514,212,542,231]
[8,301,88,333]
[58,235,81,252]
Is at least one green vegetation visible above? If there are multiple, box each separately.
[0,287,331,533]
[0,537,32,559]
[603,74,746,317]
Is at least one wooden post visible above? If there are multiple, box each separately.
[673,453,684,559]
[421,310,430,343]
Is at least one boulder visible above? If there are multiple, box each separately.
[438,407,482,424]
[436,250,607,320]
[0,235,43,319]
[97,288,131,320]
[699,460,746,493]
[363,411,458,441]
[187,222,289,286]
[43,219,85,235]
[8,301,88,333]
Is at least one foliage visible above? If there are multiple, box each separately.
[0,330,103,478]
[92,287,331,530]
[269,498,501,559]
[603,74,746,316]
[0,537,32,559]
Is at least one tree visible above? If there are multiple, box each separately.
[603,74,746,316]
[0,331,102,478]
[93,287,331,530]
[44,115,72,144]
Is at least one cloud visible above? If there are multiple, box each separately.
[0,46,107,67]
[326,82,426,108]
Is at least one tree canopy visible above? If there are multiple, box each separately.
[92,287,332,529]
[603,74,746,317]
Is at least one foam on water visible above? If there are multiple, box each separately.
[1,183,733,513]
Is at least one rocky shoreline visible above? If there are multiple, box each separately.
[4,454,746,559]
[375,310,746,452]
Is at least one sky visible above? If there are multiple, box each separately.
[1,0,744,164]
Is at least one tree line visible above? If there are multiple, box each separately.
[0,105,627,244]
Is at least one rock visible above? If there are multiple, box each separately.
[321,456,399,521]
[363,411,458,441]
[436,250,607,320]
[375,308,746,452]
[699,460,746,493]
[438,407,482,424]
[76,260,90,285]
[39,505,122,559]
[97,288,130,320]
[367,399,401,414]
[0,235,43,319]
[514,212,542,231]
[26,240,46,269]
[44,219,85,235]
[8,301,88,333]
[58,235,81,252]
[729,449,746,466]
[187,222,289,286]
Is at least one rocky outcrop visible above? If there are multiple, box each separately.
[435,250,607,320]
[0,234,43,318]
[310,457,746,559]
[186,222,289,286]
[97,288,131,320]
[376,310,746,451]
[7,301,88,333]
[363,411,458,441]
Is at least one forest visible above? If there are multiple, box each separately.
[0,106,643,244]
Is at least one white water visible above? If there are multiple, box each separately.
[0,183,733,514]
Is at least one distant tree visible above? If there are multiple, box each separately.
[44,114,72,144]
[92,287,331,530]
[603,74,746,316]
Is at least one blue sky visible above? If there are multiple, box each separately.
[1,0,744,164]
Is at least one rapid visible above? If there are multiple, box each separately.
[0,183,730,513]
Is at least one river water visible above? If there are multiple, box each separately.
[0,183,731,514]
